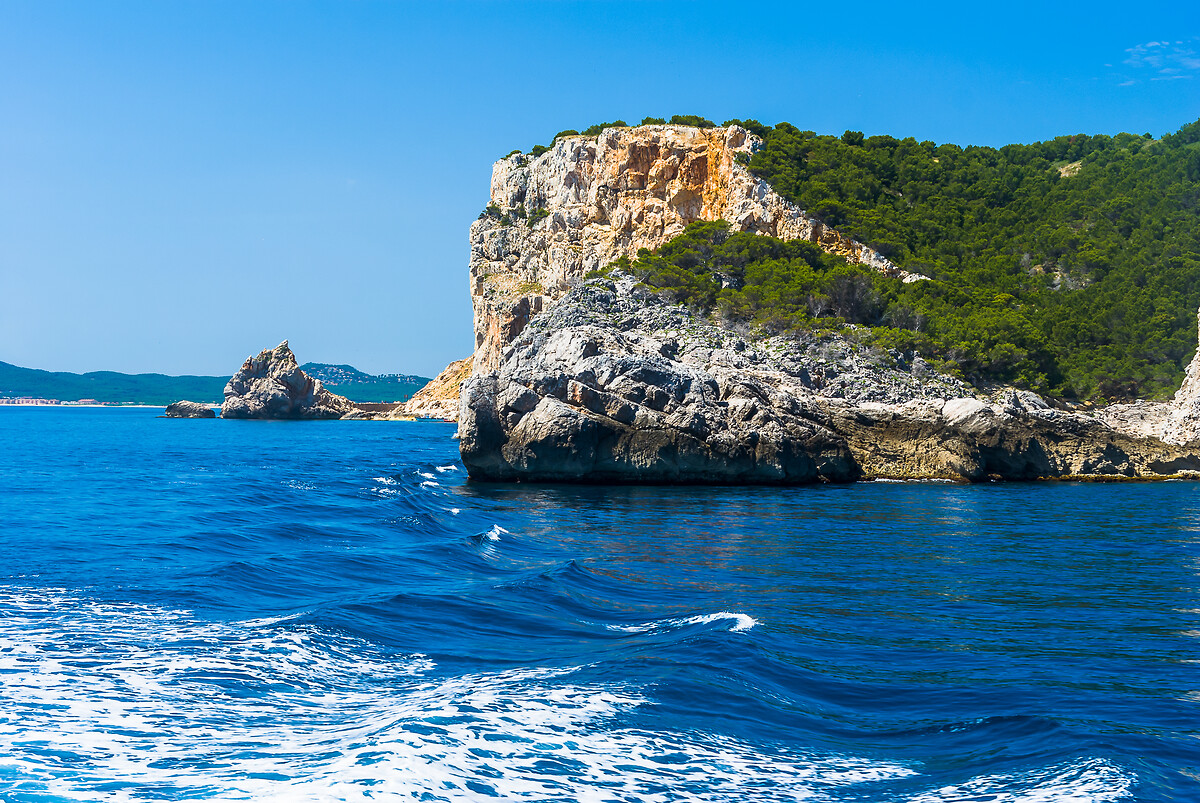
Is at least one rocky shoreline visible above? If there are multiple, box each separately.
[457,274,1200,483]
[437,123,1200,483]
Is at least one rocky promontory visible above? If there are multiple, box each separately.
[431,121,1200,483]
[416,123,923,422]
[459,275,1200,483]
[222,341,356,420]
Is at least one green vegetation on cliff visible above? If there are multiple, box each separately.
[730,120,1200,400]
[610,179,1199,400]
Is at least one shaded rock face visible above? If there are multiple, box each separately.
[459,277,1200,483]
[164,400,215,418]
[221,341,355,420]
[470,124,919,375]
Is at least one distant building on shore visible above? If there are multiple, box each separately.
[0,397,61,405]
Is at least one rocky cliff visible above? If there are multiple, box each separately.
[459,275,1200,482]
[222,341,356,420]
[446,122,1200,481]
[469,124,921,376]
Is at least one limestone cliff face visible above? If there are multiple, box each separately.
[451,125,1200,480]
[469,124,917,375]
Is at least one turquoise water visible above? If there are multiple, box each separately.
[1,407,1198,801]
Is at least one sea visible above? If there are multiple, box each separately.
[1,407,1198,802]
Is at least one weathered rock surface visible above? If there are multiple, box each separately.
[222,341,356,420]
[1100,308,1200,447]
[459,276,1200,483]
[469,124,921,375]
[396,358,472,420]
[163,400,216,418]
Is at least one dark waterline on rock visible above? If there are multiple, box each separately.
[1,407,1198,801]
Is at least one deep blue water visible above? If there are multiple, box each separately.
[1,407,1199,802]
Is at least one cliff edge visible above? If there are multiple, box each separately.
[393,358,471,420]
[1100,307,1200,447]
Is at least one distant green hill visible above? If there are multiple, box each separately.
[0,361,430,406]
[0,362,228,406]
[300,363,431,403]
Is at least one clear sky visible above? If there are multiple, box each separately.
[2,0,1198,377]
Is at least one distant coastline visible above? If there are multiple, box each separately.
[0,360,431,407]
[0,399,172,408]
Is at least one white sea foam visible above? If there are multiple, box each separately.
[435,465,459,473]
[419,480,439,488]
[608,611,758,634]
[0,588,914,802]
[239,611,308,627]
[483,524,509,541]
[905,757,1134,802]
[418,471,437,480]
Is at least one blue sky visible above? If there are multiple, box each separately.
[2,0,1198,377]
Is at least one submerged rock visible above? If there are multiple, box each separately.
[221,341,356,420]
[459,276,1200,483]
[163,400,216,418]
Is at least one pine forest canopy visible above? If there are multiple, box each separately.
[592,116,1200,403]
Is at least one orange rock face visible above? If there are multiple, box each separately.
[420,124,921,422]
[468,124,913,375]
